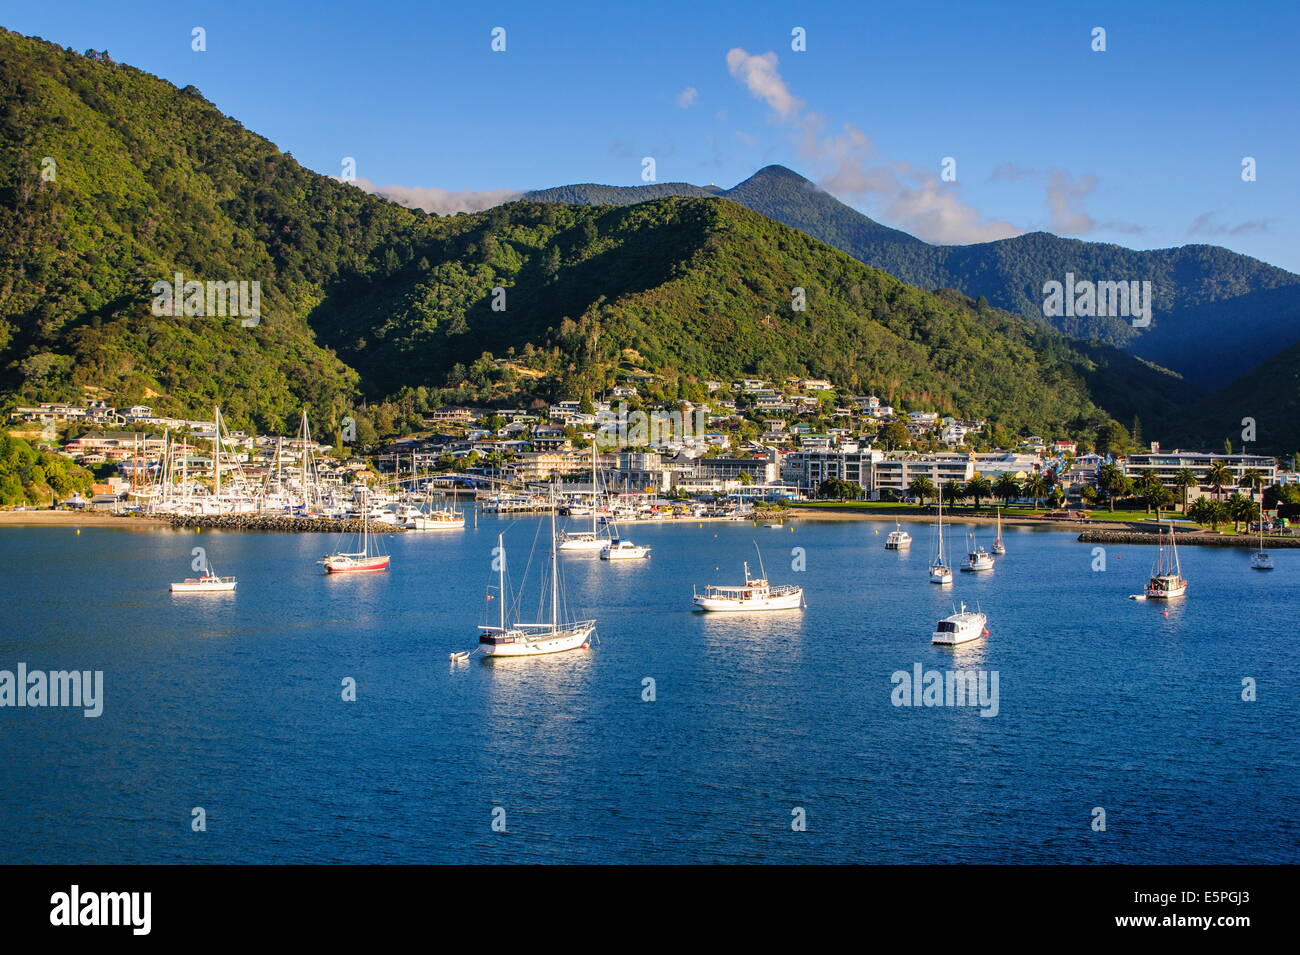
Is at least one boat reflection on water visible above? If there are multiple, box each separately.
[696,608,807,656]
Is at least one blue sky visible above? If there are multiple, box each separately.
[6,0,1298,269]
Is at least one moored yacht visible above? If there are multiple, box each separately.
[170,562,236,593]
[930,494,953,584]
[885,522,912,549]
[962,534,995,572]
[600,537,651,560]
[1145,521,1188,598]
[477,494,596,657]
[693,551,803,611]
[932,603,988,645]
[992,508,1006,555]
[322,488,390,573]
[1251,521,1274,570]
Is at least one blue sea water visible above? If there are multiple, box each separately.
[0,516,1296,864]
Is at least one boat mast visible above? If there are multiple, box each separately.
[591,440,599,537]
[498,532,506,631]
[550,483,559,631]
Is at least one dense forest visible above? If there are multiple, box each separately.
[527,165,1300,387]
[0,433,93,504]
[0,27,1279,450]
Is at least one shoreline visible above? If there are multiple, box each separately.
[786,505,1136,532]
[0,510,164,528]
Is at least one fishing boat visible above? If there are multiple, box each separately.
[170,563,236,593]
[600,537,651,560]
[1251,521,1274,570]
[962,534,995,572]
[693,549,803,612]
[885,522,912,550]
[558,443,607,551]
[321,488,390,573]
[929,494,953,584]
[992,508,1006,555]
[477,498,596,657]
[1145,521,1188,598]
[932,602,988,645]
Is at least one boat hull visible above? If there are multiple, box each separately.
[601,546,651,560]
[1145,577,1187,598]
[170,580,236,593]
[323,555,390,573]
[693,590,803,612]
[933,612,987,645]
[479,625,594,657]
[558,538,606,551]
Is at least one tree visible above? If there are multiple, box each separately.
[907,476,935,506]
[1023,472,1049,510]
[1096,464,1128,512]
[880,420,910,450]
[1189,497,1228,532]
[1205,462,1233,501]
[817,478,861,501]
[994,473,1021,506]
[1172,468,1198,512]
[966,475,993,509]
[1226,492,1257,533]
[942,480,965,507]
[1136,472,1165,515]
[1240,468,1265,501]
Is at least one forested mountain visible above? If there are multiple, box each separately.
[0,27,1198,445]
[1168,340,1300,455]
[526,166,1300,386]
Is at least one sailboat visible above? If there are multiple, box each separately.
[558,442,607,551]
[885,521,912,549]
[170,561,236,593]
[929,494,953,584]
[477,494,596,656]
[992,508,1006,555]
[1145,521,1188,598]
[962,532,995,572]
[693,546,803,611]
[1250,520,1274,570]
[321,486,391,573]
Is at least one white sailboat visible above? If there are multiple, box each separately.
[962,533,995,572]
[992,508,1006,555]
[1251,520,1274,570]
[932,602,988,645]
[1145,521,1188,598]
[559,443,607,551]
[170,561,236,593]
[929,494,953,584]
[477,495,596,657]
[693,547,803,611]
[600,536,651,560]
[321,487,391,573]
[885,522,912,549]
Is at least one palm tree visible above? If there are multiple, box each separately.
[994,473,1021,506]
[907,476,935,507]
[1022,472,1048,511]
[966,475,993,509]
[1172,468,1198,513]
[942,480,965,507]
[1227,492,1257,533]
[1149,485,1175,518]
[1206,462,1233,501]
[1136,472,1165,515]
[1189,497,1228,532]
[1097,463,1129,512]
[1240,468,1265,501]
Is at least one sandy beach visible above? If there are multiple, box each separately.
[0,510,164,528]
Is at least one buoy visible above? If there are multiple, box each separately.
[582,642,590,649]
[983,628,989,636]
[75,528,80,535]
[1162,611,1169,617]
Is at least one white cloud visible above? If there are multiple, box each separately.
[348,178,521,215]
[725,48,803,120]
[676,86,699,109]
[1188,212,1275,237]
[725,47,1019,244]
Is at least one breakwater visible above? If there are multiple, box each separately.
[162,515,407,534]
[1078,530,1299,548]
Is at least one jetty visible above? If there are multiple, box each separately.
[162,514,407,534]
[1079,529,1299,549]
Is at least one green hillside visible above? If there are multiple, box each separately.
[0,27,1197,446]
[525,166,1300,386]
[1169,340,1300,454]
